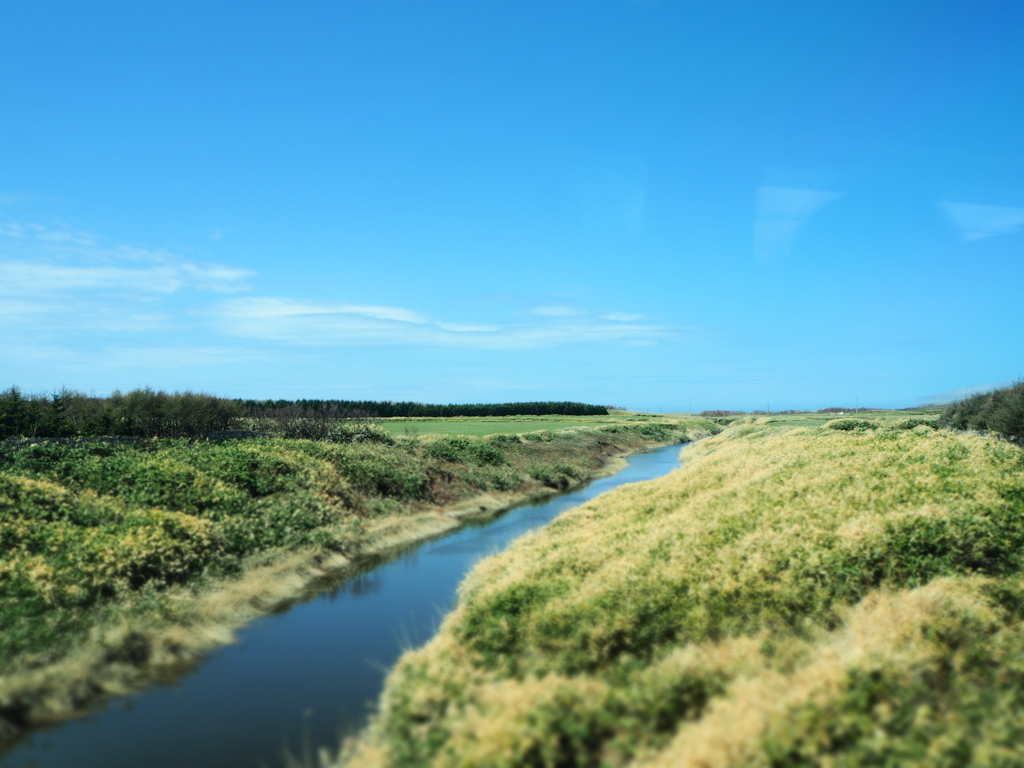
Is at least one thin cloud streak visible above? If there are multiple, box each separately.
[0,220,253,294]
[940,202,1024,241]
[233,298,431,324]
[531,305,587,317]
[0,220,675,355]
[212,297,675,350]
[0,261,251,296]
[754,187,841,261]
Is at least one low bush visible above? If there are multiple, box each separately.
[485,433,522,447]
[423,436,506,467]
[888,416,939,431]
[522,431,558,442]
[825,418,878,431]
[526,464,583,490]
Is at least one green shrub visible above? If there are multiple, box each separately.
[424,437,506,467]
[0,474,224,604]
[889,417,939,431]
[216,492,348,553]
[526,463,583,490]
[522,431,558,442]
[329,423,395,445]
[486,433,523,447]
[825,418,878,431]
[322,445,431,499]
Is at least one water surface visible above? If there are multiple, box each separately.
[5,444,686,768]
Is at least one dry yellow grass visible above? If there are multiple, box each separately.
[335,421,1024,767]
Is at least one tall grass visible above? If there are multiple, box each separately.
[335,419,1024,767]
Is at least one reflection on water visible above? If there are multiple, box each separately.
[4,444,686,768]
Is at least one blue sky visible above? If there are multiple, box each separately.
[2,0,1022,411]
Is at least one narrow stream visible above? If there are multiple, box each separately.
[4,444,687,768]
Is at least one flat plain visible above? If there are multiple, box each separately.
[372,412,663,437]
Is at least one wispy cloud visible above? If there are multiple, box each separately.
[211,297,673,350]
[0,221,253,344]
[754,187,841,261]
[1,219,674,357]
[0,220,253,295]
[939,202,1024,241]
[531,305,586,317]
[235,299,431,325]
[0,261,251,296]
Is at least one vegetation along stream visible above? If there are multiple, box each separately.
[3,444,688,768]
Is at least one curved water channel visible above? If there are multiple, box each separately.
[5,444,687,768]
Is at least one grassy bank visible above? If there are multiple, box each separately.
[336,416,1024,767]
[0,416,716,750]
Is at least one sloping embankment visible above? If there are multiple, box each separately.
[337,419,1024,767]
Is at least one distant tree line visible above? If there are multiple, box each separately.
[0,387,243,439]
[241,399,608,418]
[0,388,608,439]
[940,381,1024,442]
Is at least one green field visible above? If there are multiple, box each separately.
[338,413,1024,767]
[373,413,650,438]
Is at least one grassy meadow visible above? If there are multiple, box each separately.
[336,414,1024,767]
[373,412,664,438]
[0,415,714,748]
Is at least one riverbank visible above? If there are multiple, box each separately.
[336,416,1024,767]
[0,418,719,752]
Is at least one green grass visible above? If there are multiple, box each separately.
[336,417,1024,767]
[374,413,653,438]
[738,410,945,430]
